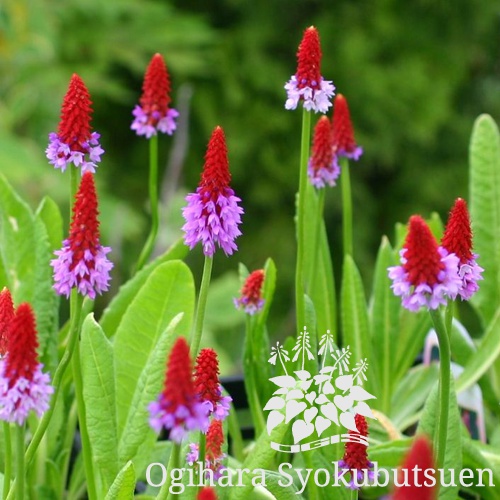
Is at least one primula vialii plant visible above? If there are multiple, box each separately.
[1,22,499,500]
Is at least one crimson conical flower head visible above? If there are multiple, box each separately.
[285,26,335,113]
[51,172,113,299]
[182,126,243,256]
[0,303,53,424]
[393,435,436,500]
[308,116,340,188]
[194,348,231,420]
[441,198,483,300]
[46,74,104,173]
[149,337,209,442]
[197,487,218,500]
[234,269,265,314]
[338,415,374,489]
[131,53,179,138]
[0,287,14,356]
[332,94,362,160]
[388,215,461,311]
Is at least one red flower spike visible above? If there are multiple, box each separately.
[68,172,101,266]
[197,487,218,500]
[331,94,363,160]
[312,116,334,170]
[393,435,437,500]
[206,419,224,463]
[296,27,322,90]
[403,216,444,287]
[200,127,231,197]
[338,414,374,489]
[140,54,172,115]
[194,348,232,421]
[441,198,473,264]
[162,337,197,411]
[235,269,265,314]
[0,288,14,356]
[58,74,94,150]
[5,303,40,384]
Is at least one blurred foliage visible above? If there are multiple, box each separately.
[1,0,500,344]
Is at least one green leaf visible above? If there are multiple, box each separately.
[461,439,500,500]
[369,236,400,413]
[228,420,289,500]
[117,313,182,473]
[100,238,188,338]
[113,260,195,436]
[304,185,337,342]
[390,364,439,429]
[469,114,500,326]
[417,379,462,500]
[35,196,63,253]
[105,461,136,500]
[456,307,500,393]
[0,175,58,371]
[340,254,372,392]
[262,470,304,499]
[80,314,119,490]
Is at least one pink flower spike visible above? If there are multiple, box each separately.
[308,116,340,188]
[285,26,335,113]
[182,126,243,257]
[0,303,53,425]
[51,172,113,299]
[46,74,104,174]
[131,53,179,138]
[148,337,209,443]
[441,198,483,300]
[388,216,461,312]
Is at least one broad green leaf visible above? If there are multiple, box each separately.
[114,260,195,435]
[469,114,500,326]
[100,238,188,338]
[263,470,304,499]
[393,309,431,383]
[461,439,500,500]
[417,379,462,500]
[81,314,118,489]
[0,175,58,370]
[390,364,438,429]
[311,451,350,500]
[340,254,372,393]
[105,461,135,500]
[304,184,337,342]
[456,307,500,393]
[369,237,400,413]
[228,420,289,500]
[36,196,63,253]
[118,314,182,473]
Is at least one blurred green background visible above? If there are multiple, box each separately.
[1,0,499,372]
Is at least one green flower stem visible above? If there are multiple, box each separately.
[136,134,159,272]
[15,424,25,500]
[340,157,353,258]
[445,301,454,338]
[3,422,12,499]
[71,290,98,500]
[307,187,325,294]
[157,443,181,500]
[190,256,213,358]
[196,432,207,494]
[429,307,451,469]
[295,107,312,334]
[302,452,318,500]
[349,488,359,500]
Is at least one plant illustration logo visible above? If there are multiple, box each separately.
[264,327,376,452]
